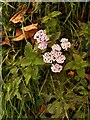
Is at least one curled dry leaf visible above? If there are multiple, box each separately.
[12,23,38,44]
[9,4,27,23]
[21,23,38,31]
[0,37,11,46]
[15,28,22,37]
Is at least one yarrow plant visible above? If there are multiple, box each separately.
[34,30,71,73]
[34,30,49,50]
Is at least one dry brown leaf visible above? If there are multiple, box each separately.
[12,34,26,41]
[15,28,22,37]
[27,2,35,14]
[85,74,90,81]
[21,23,38,31]
[30,37,36,45]
[27,29,38,38]
[9,6,27,23]
[0,37,11,46]
[38,103,47,114]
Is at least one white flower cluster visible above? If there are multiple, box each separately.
[61,38,71,50]
[34,29,71,73]
[43,44,66,73]
[34,30,49,50]
[43,38,71,73]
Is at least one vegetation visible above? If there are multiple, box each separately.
[1,2,90,119]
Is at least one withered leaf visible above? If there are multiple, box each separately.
[12,33,28,41]
[27,2,35,14]
[12,23,38,42]
[0,37,11,46]
[21,23,38,31]
[15,28,22,37]
[38,103,47,114]
[9,5,27,23]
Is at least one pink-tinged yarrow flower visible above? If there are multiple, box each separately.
[34,30,49,43]
[51,63,63,73]
[56,54,66,64]
[51,50,62,62]
[60,38,71,50]
[61,42,71,50]
[51,44,61,51]
[61,38,68,43]
[38,41,47,50]
[43,52,52,63]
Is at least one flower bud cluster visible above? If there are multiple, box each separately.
[34,30,49,50]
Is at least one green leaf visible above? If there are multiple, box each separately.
[47,18,57,27]
[21,58,31,67]
[76,67,85,78]
[64,61,75,70]
[81,61,88,67]
[50,11,61,18]
[73,54,83,64]
[42,16,49,23]
[10,66,18,74]
[32,56,44,65]
[31,65,40,80]
[24,67,31,85]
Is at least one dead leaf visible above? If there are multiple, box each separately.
[12,34,26,41]
[30,37,35,45]
[15,28,22,37]
[85,74,90,81]
[27,2,35,14]
[27,29,38,38]
[9,4,27,23]
[12,23,38,42]
[21,23,38,31]
[0,37,11,46]
[38,103,47,114]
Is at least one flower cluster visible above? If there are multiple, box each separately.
[43,44,66,73]
[34,29,71,73]
[34,30,49,50]
[43,38,71,73]
[61,38,71,50]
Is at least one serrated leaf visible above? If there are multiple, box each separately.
[50,11,61,18]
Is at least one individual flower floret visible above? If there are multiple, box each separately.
[56,54,66,64]
[38,41,47,50]
[51,63,63,73]
[51,50,62,62]
[43,52,52,63]
[51,44,61,52]
[34,30,49,43]
[60,38,71,50]
[61,38,68,43]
